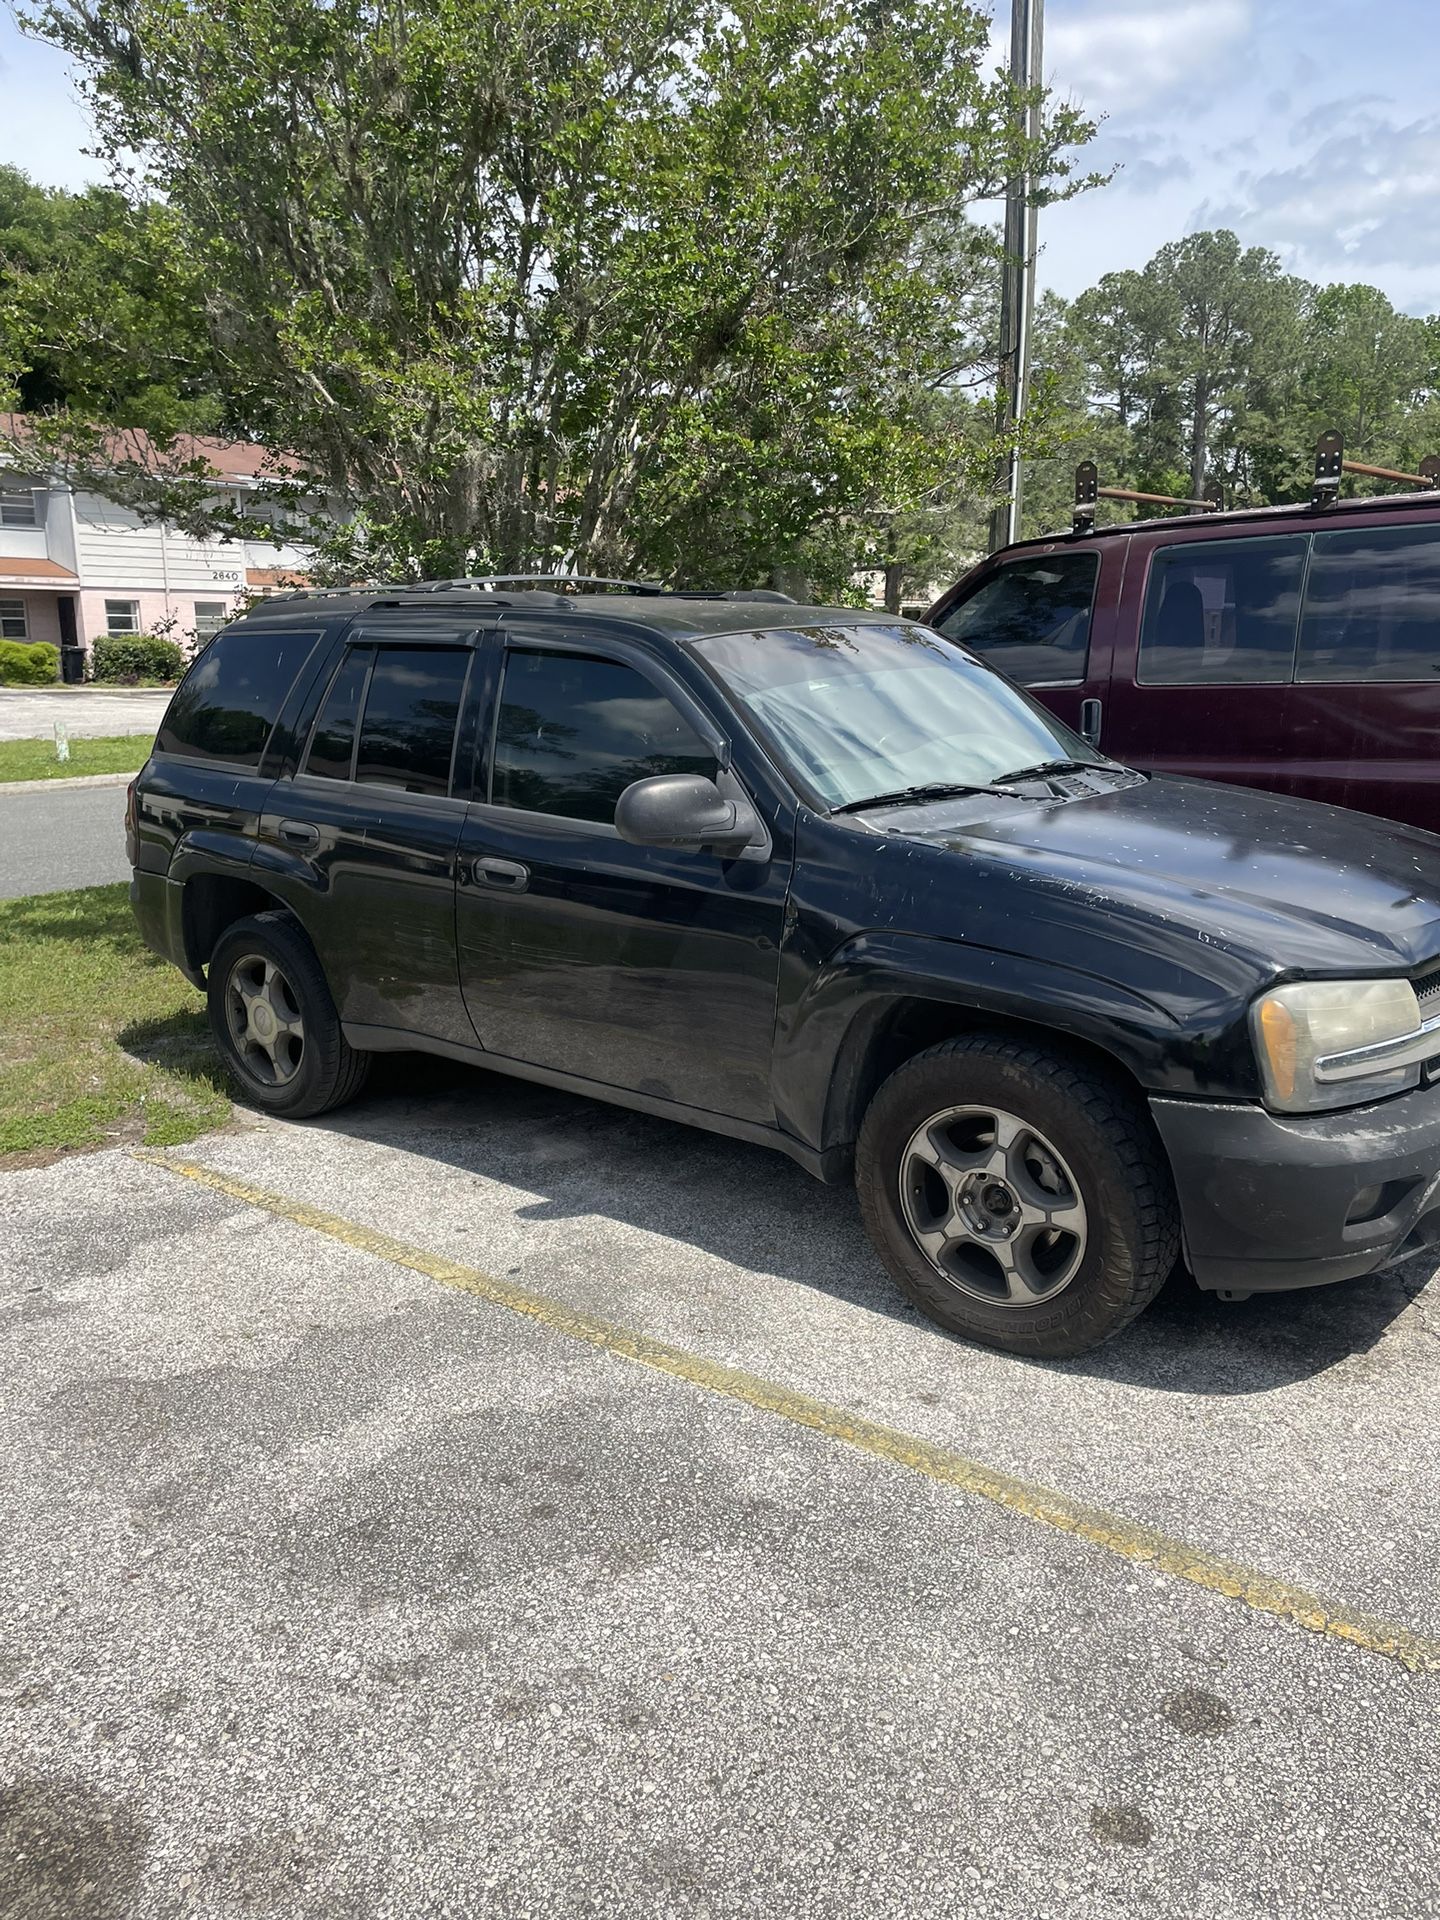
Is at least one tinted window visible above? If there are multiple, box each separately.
[157,627,322,767]
[1298,524,1440,682]
[491,650,717,824]
[1138,537,1305,685]
[303,647,371,782]
[352,647,469,796]
[936,553,1097,685]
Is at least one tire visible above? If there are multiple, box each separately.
[856,1035,1180,1359]
[206,910,371,1120]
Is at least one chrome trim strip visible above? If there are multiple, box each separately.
[1315,1010,1440,1083]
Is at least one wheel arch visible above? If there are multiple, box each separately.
[181,871,292,977]
[824,995,1155,1157]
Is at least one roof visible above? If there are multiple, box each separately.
[240,584,900,639]
[0,413,300,487]
[1006,487,1440,555]
[246,566,311,589]
[0,555,79,584]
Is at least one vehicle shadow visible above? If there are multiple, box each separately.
[311,1053,1433,1399]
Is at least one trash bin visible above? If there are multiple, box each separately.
[60,645,87,684]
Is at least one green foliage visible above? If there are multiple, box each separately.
[10,0,1095,589]
[90,633,185,684]
[0,639,59,685]
[0,165,222,432]
[1024,232,1440,539]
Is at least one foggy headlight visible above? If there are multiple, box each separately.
[1251,979,1424,1114]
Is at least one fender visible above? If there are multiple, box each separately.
[772,928,1259,1157]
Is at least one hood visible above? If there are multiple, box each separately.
[858,773,1440,981]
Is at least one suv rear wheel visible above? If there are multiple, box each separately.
[856,1035,1179,1358]
[207,911,370,1120]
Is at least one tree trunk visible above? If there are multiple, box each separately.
[1190,378,1208,500]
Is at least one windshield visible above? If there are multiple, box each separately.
[691,622,1104,810]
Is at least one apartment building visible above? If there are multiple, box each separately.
[0,421,317,661]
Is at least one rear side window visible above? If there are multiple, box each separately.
[157,627,323,767]
[1138,537,1305,685]
[934,553,1098,686]
[1298,524,1440,682]
[303,647,371,782]
[491,650,717,824]
[353,647,470,796]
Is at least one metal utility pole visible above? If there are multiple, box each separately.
[988,0,1044,553]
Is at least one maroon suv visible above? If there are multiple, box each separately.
[926,477,1440,835]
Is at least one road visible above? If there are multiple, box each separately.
[0,783,131,899]
[3,1061,1440,1916]
[0,687,170,742]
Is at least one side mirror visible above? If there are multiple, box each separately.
[614,773,761,855]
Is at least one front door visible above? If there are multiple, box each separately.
[929,543,1117,743]
[455,632,790,1123]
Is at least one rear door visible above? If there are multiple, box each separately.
[254,618,481,1046]
[929,542,1117,741]
[1288,518,1440,833]
[1101,529,1306,794]
[454,625,790,1123]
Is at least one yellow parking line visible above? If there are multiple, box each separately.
[137,1148,1440,1674]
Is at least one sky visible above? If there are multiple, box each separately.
[2,0,1439,311]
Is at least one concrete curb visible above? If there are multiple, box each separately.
[0,771,136,797]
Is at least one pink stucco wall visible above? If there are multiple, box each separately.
[0,591,64,649]
[76,587,235,650]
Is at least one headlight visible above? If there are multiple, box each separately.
[1251,979,1426,1113]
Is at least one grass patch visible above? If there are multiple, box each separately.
[0,734,152,784]
[0,883,232,1162]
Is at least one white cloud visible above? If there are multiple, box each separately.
[1046,0,1252,115]
[1201,103,1440,281]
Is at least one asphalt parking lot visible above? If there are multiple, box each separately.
[5,1058,1440,1917]
[0,688,171,742]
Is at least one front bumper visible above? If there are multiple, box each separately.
[1150,1088,1440,1296]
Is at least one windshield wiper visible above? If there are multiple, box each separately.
[830,781,1011,815]
[993,756,1125,786]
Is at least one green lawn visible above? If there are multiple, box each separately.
[0,733,152,784]
[0,883,232,1160]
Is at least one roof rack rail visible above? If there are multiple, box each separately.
[1310,430,1440,508]
[1073,461,1221,534]
[409,574,667,595]
[672,588,797,604]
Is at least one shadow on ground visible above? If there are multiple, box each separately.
[283,1051,1433,1401]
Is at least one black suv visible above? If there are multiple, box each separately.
[130,584,1440,1357]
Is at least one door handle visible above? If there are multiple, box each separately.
[473,856,529,891]
[278,819,320,849]
[1079,698,1103,747]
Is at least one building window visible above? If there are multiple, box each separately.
[0,598,27,640]
[104,599,141,635]
[193,601,228,643]
[0,488,38,528]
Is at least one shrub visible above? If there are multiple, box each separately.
[90,633,185,684]
[0,639,60,686]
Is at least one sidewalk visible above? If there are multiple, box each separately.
[0,770,135,796]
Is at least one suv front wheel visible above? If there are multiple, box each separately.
[857,1035,1179,1358]
[207,910,371,1120]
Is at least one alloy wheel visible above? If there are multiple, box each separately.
[898,1103,1087,1307]
[224,952,306,1087]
